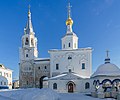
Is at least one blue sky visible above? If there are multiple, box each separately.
[0,0,120,79]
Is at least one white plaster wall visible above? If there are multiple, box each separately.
[62,35,78,50]
[49,48,92,78]
[48,78,92,93]
[20,33,38,61]
[19,47,38,61]
[0,68,12,89]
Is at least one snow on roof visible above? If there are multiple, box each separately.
[43,77,49,81]
[49,72,83,80]
[34,58,50,61]
[49,74,67,80]
[91,63,120,78]
[48,47,92,52]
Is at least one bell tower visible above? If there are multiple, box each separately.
[61,2,78,50]
[19,5,38,88]
[19,5,38,61]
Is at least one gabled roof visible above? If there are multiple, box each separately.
[49,72,83,80]
[0,64,12,71]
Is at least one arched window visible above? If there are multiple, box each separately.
[69,43,70,47]
[31,38,34,46]
[38,67,40,70]
[45,66,47,69]
[53,83,57,89]
[26,54,28,57]
[56,64,59,70]
[25,38,29,45]
[85,82,90,89]
[68,56,72,60]
[82,63,85,69]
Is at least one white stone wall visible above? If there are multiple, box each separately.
[49,48,92,78]
[34,60,50,87]
[20,33,38,61]
[62,35,78,50]
[48,78,92,93]
[19,59,50,88]
[19,47,38,61]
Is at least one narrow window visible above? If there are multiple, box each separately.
[31,38,34,46]
[82,63,85,69]
[85,82,90,89]
[56,64,59,70]
[45,66,47,69]
[38,67,40,70]
[69,43,70,47]
[53,83,57,89]
[68,56,72,60]
[6,73,8,77]
[26,54,28,57]
[29,67,31,70]
[26,81,28,85]
[69,69,72,72]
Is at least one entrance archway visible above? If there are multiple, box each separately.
[39,76,47,89]
[67,81,75,93]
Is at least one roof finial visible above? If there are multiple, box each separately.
[105,50,110,64]
[24,4,34,34]
[106,50,109,57]
[67,1,72,18]
[66,1,73,26]
[28,5,31,15]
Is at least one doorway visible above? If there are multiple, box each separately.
[68,82,75,93]
[39,76,46,89]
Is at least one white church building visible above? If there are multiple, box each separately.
[0,64,12,89]
[19,2,120,98]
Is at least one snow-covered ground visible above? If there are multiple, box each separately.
[0,89,115,100]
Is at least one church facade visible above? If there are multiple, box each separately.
[19,3,120,98]
[19,3,92,89]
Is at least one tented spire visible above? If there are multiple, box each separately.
[24,5,34,34]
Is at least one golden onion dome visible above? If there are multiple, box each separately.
[66,17,73,26]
